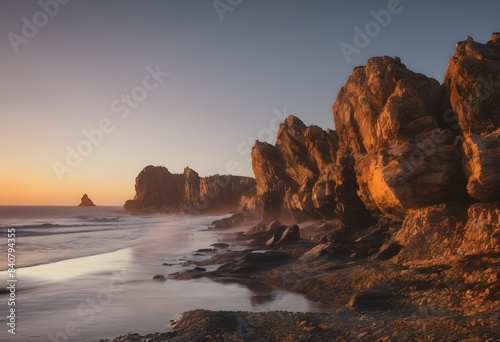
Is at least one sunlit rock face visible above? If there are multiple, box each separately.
[124,165,255,214]
[393,202,500,261]
[444,33,500,202]
[252,115,340,222]
[333,56,465,221]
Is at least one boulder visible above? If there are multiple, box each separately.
[275,224,300,246]
[444,33,500,202]
[299,243,336,261]
[152,275,166,282]
[261,223,301,246]
[265,225,288,246]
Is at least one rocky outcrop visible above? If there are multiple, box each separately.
[245,34,499,233]
[78,194,96,206]
[333,56,465,221]
[444,33,500,202]
[124,34,500,342]
[393,202,500,261]
[251,115,339,222]
[458,202,500,255]
[124,166,255,214]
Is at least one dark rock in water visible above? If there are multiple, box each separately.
[210,213,244,229]
[194,267,206,272]
[78,194,96,207]
[152,275,166,282]
[210,243,230,249]
[196,248,217,253]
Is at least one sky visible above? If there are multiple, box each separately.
[0,0,499,205]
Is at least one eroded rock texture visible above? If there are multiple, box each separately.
[444,33,500,202]
[333,56,465,221]
[252,115,339,222]
[394,202,500,261]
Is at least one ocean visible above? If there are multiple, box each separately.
[0,206,330,341]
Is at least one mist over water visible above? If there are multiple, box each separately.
[0,207,331,341]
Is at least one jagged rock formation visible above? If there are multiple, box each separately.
[249,33,499,239]
[444,32,500,202]
[128,34,500,342]
[251,115,339,222]
[78,194,96,207]
[124,166,255,214]
[333,56,465,222]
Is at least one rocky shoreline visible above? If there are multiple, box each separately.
[105,33,500,341]
[98,214,499,342]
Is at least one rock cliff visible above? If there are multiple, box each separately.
[78,194,96,207]
[130,34,500,341]
[251,116,340,222]
[333,56,465,221]
[444,33,500,202]
[250,33,499,247]
[124,166,256,214]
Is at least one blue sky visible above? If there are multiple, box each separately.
[1,0,498,204]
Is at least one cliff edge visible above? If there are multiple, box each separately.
[124,166,256,214]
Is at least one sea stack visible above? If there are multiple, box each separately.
[78,194,96,207]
